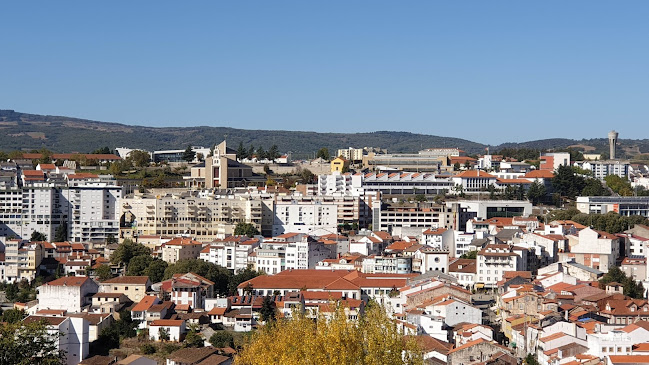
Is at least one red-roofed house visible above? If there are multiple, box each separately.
[422,227,453,252]
[161,238,203,264]
[168,272,215,310]
[149,319,186,342]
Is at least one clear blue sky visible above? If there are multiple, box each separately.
[1,1,647,144]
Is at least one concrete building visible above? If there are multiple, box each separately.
[362,255,412,274]
[272,198,338,236]
[540,152,571,172]
[120,192,264,242]
[476,244,522,289]
[375,202,459,233]
[362,151,451,173]
[576,196,649,218]
[161,237,204,264]
[0,170,122,243]
[2,239,43,282]
[579,160,630,179]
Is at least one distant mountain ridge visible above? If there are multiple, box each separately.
[1,110,648,158]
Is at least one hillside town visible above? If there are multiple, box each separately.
[2,132,649,365]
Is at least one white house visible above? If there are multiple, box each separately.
[37,276,99,313]
[149,319,186,342]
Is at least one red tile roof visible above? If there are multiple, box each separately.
[44,276,92,287]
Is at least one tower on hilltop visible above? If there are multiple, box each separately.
[608,130,618,160]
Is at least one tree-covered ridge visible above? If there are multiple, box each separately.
[3,109,649,157]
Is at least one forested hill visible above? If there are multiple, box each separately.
[1,110,648,158]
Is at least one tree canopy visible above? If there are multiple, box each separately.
[182,145,196,162]
[599,266,645,299]
[110,239,151,267]
[234,222,260,237]
[0,320,65,365]
[30,231,47,242]
[236,303,423,365]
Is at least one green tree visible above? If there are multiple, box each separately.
[184,324,204,348]
[248,145,255,159]
[234,222,260,237]
[300,168,316,184]
[145,258,169,283]
[605,175,634,196]
[256,146,267,160]
[209,331,234,348]
[453,162,461,171]
[0,319,65,365]
[54,223,68,242]
[527,180,547,205]
[128,150,151,168]
[228,267,264,295]
[525,353,540,365]
[30,231,47,242]
[106,234,118,245]
[1,308,25,323]
[110,239,151,267]
[552,165,586,199]
[316,147,330,161]
[182,145,196,162]
[414,194,426,202]
[237,141,247,160]
[599,266,645,299]
[164,259,232,295]
[94,264,114,281]
[92,147,111,154]
[259,296,277,322]
[268,145,280,161]
[582,178,610,196]
[158,327,170,341]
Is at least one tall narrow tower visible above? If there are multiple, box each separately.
[608,130,618,160]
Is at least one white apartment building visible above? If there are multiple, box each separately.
[578,160,630,179]
[476,244,521,289]
[454,231,476,257]
[285,239,334,270]
[376,202,457,233]
[63,174,122,243]
[121,192,264,242]
[272,199,338,236]
[24,315,89,365]
[422,227,454,252]
[199,236,260,273]
[3,239,44,282]
[362,255,412,274]
[0,171,122,243]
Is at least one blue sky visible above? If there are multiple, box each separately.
[1,1,647,144]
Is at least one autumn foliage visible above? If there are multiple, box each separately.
[236,303,423,365]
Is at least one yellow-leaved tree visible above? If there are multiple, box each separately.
[236,302,423,365]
